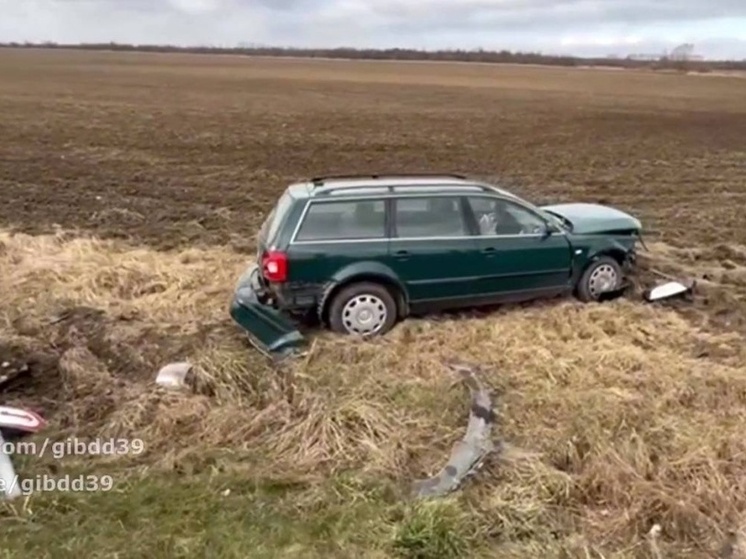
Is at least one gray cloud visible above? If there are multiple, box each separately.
[370,0,744,23]
[1,0,745,58]
[295,0,746,37]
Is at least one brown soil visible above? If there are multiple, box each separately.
[1,49,744,252]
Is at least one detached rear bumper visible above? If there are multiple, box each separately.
[229,265,306,358]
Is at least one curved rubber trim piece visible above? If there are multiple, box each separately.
[411,359,500,499]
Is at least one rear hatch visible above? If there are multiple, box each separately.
[230,189,305,358]
[256,190,295,278]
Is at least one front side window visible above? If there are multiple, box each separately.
[466,196,547,236]
[294,199,385,241]
[394,196,468,238]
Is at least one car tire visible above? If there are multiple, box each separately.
[576,256,623,303]
[327,281,398,337]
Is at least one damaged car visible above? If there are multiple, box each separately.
[230,173,643,356]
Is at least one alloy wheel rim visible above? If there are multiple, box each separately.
[341,294,387,335]
[588,264,619,297]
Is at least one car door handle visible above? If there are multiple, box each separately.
[394,250,410,259]
[481,247,497,254]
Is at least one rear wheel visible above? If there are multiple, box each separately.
[328,282,398,337]
[576,256,622,302]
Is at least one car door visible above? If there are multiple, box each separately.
[463,195,574,299]
[386,195,481,305]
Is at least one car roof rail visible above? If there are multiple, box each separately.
[310,172,467,186]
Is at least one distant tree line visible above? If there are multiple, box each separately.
[2,41,745,72]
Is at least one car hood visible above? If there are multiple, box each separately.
[540,203,641,235]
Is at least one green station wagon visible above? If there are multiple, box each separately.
[230,173,642,356]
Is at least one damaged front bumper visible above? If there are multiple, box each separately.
[229,265,306,358]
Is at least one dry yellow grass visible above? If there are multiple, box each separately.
[2,227,746,557]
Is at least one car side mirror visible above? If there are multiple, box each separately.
[541,222,558,238]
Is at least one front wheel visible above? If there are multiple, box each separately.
[575,256,623,302]
[327,282,398,337]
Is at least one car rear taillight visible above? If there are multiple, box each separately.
[261,250,288,283]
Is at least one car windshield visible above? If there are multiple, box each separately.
[493,186,572,233]
[540,209,573,232]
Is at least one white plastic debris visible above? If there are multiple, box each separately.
[0,406,47,501]
[155,362,193,390]
[0,432,21,500]
[0,406,45,432]
[643,280,695,302]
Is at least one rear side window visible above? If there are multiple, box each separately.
[294,200,386,242]
[394,196,468,238]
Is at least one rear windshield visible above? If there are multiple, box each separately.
[259,190,294,245]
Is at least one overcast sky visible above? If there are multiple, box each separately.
[1,0,745,59]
